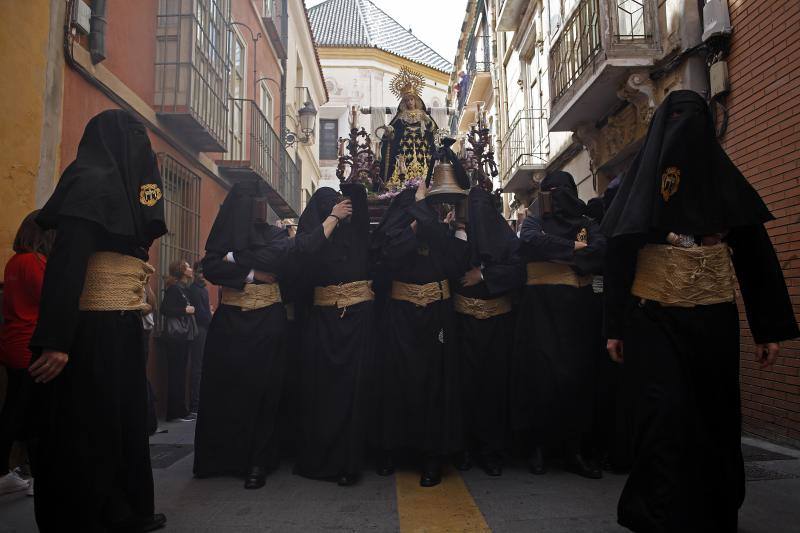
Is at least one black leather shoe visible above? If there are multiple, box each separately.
[420,456,442,487]
[529,446,546,475]
[337,473,358,486]
[564,453,603,479]
[480,453,502,477]
[376,452,395,476]
[141,514,167,532]
[244,466,267,489]
[453,450,472,471]
[111,513,167,532]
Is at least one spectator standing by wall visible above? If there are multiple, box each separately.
[160,260,196,422]
[0,211,53,496]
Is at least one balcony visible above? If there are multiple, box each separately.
[500,108,548,193]
[497,0,529,32]
[548,0,660,132]
[261,0,287,60]
[155,0,230,152]
[217,99,300,218]
[456,34,492,130]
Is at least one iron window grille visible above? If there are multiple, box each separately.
[155,0,231,151]
[550,0,602,104]
[500,108,549,183]
[156,153,201,331]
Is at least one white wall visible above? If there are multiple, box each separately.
[286,0,327,212]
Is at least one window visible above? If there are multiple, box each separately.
[259,82,274,125]
[157,153,201,329]
[227,29,246,160]
[319,119,339,160]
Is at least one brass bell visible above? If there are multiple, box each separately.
[427,161,468,203]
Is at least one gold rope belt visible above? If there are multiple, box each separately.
[453,294,512,320]
[526,262,592,288]
[632,243,735,307]
[313,280,374,309]
[221,283,282,311]
[79,252,155,312]
[391,280,450,307]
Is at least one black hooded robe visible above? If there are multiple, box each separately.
[511,171,606,450]
[29,110,167,532]
[291,185,375,480]
[371,190,463,457]
[454,188,525,457]
[193,181,298,477]
[602,90,799,532]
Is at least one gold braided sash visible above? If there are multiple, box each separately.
[314,280,374,309]
[221,283,282,311]
[391,280,450,307]
[526,262,592,288]
[453,294,512,320]
[79,252,155,312]
[632,243,735,307]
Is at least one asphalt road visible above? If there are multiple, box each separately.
[2,421,800,532]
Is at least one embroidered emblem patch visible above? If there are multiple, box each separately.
[139,184,162,206]
[661,167,681,202]
[576,228,588,243]
[438,328,445,344]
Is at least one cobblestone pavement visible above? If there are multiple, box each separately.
[2,422,799,532]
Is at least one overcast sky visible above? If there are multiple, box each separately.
[306,0,468,66]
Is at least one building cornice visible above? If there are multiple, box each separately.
[317,47,450,84]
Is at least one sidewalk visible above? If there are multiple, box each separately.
[1,422,799,532]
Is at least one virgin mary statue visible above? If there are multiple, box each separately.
[379,67,439,192]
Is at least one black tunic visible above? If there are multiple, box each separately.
[454,265,521,455]
[30,217,155,532]
[373,199,463,455]
[193,226,295,477]
[292,186,375,479]
[605,225,798,532]
[511,214,606,445]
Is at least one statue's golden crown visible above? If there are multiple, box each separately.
[390,67,425,99]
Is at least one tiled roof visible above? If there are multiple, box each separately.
[308,0,453,73]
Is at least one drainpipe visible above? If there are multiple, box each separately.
[679,0,708,96]
[89,0,106,64]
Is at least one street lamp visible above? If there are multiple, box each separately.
[298,99,317,137]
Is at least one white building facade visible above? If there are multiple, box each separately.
[309,0,452,190]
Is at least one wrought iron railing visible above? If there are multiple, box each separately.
[551,0,656,104]
[500,108,548,183]
[155,0,230,149]
[223,99,300,216]
[550,0,602,104]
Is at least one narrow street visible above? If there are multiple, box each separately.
[3,421,800,532]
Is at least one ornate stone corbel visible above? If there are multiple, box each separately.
[573,124,601,175]
[618,72,657,125]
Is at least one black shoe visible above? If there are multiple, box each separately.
[453,450,472,471]
[480,453,503,477]
[337,473,358,486]
[376,453,395,476]
[529,446,546,475]
[141,514,167,533]
[111,513,167,532]
[244,466,267,489]
[564,453,603,479]
[420,456,442,488]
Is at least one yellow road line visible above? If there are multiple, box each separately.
[395,467,491,533]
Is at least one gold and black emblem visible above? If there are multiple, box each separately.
[139,183,163,207]
[661,166,681,202]
[576,227,588,243]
